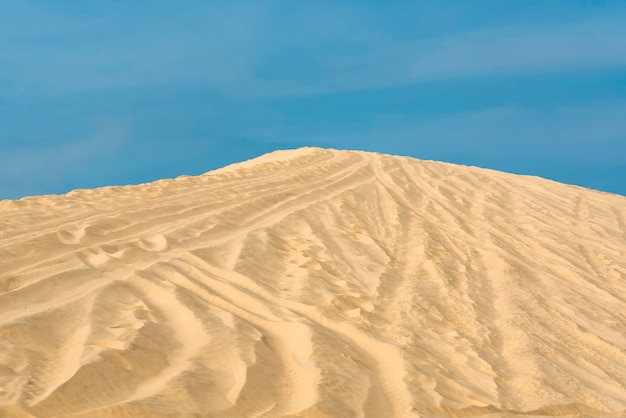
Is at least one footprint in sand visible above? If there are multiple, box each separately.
[137,234,168,252]
[80,247,123,269]
[55,225,87,245]
[0,277,20,293]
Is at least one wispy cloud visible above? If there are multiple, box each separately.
[278,101,626,165]
[408,18,626,80]
[0,118,127,198]
[196,12,626,97]
[3,3,625,99]
[408,103,626,164]
[0,1,270,96]
[1,2,625,197]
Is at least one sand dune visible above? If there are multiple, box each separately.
[1,147,625,417]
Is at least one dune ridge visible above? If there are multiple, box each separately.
[1,147,625,417]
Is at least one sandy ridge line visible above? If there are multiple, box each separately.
[1,156,375,318]
[0,149,335,245]
[2,147,626,416]
[1,149,376,412]
[0,151,361,275]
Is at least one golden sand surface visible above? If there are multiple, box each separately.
[1,148,625,417]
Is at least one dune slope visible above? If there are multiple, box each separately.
[1,147,625,418]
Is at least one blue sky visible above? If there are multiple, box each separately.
[1,0,625,199]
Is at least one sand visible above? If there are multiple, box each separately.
[0,147,625,417]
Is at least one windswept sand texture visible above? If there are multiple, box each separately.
[1,147,626,418]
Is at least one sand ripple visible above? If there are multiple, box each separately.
[1,147,625,417]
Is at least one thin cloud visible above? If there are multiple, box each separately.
[4,3,625,99]
[409,17,626,80]
[276,101,626,165]
[0,2,270,96]
[0,119,127,198]
[237,13,626,98]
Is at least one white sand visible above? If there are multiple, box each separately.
[1,147,625,417]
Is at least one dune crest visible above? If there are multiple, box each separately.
[1,147,625,417]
